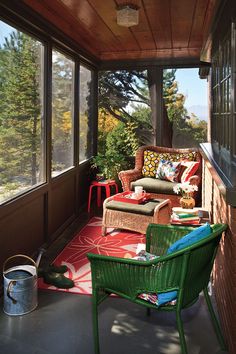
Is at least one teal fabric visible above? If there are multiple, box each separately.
[131,177,178,195]
[167,223,212,254]
[158,290,178,306]
[106,199,165,216]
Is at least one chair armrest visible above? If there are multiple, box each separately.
[87,252,183,299]
[118,168,142,191]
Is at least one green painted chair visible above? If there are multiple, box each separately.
[87,223,227,354]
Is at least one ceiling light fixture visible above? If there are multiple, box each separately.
[117,4,139,27]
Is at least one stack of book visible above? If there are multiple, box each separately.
[171,208,200,225]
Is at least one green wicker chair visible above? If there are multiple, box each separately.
[87,223,227,354]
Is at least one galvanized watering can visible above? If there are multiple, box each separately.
[3,254,38,316]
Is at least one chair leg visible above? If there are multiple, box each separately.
[102,225,107,236]
[88,185,93,213]
[92,294,100,354]
[203,288,227,350]
[176,310,188,354]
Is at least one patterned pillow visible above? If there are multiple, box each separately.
[132,251,177,307]
[156,151,197,163]
[180,161,200,183]
[142,150,159,177]
[142,150,197,178]
[156,159,181,182]
[138,292,177,307]
[132,250,159,261]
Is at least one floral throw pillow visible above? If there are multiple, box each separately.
[156,159,181,182]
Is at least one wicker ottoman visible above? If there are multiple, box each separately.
[102,197,171,235]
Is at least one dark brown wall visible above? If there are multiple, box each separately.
[0,163,91,271]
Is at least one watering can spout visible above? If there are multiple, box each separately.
[36,247,46,268]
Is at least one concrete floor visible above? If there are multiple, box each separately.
[0,290,228,354]
[0,209,229,354]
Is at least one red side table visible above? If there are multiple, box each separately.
[88,180,118,212]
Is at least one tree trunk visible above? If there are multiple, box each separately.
[147,68,173,147]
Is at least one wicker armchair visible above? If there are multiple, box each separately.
[118,145,202,207]
[87,223,227,354]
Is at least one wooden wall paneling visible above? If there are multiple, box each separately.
[21,0,219,63]
[100,47,200,61]
[188,0,210,48]
[143,0,172,50]
[77,161,91,211]
[85,0,140,52]
[49,173,76,239]
[131,30,155,51]
[171,0,197,48]
[129,3,155,51]
[23,0,100,56]
[0,194,45,270]
[59,0,123,52]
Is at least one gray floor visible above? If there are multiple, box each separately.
[0,286,228,354]
[0,209,229,354]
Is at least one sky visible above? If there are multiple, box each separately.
[0,21,14,45]
[175,68,208,109]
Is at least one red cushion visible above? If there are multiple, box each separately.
[180,161,200,183]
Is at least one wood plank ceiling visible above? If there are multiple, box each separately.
[23,0,219,65]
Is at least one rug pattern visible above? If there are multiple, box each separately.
[38,217,145,295]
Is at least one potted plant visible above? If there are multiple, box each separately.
[173,181,198,209]
[91,152,128,182]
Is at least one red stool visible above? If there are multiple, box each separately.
[88,180,118,212]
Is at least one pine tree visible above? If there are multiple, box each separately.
[51,50,74,171]
[163,69,187,123]
[0,31,42,186]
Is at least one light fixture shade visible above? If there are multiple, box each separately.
[117,5,139,27]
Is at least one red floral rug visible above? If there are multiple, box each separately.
[38,217,145,295]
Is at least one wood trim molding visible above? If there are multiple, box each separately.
[200,143,236,206]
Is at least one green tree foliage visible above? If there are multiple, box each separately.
[98,68,207,162]
[52,51,74,171]
[0,30,42,186]
[97,109,119,155]
[92,121,139,180]
[99,70,150,127]
[163,69,187,123]
[176,115,207,146]
[163,70,207,147]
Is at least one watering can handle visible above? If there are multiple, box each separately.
[3,254,38,274]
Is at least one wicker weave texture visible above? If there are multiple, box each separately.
[88,223,227,354]
[89,223,227,305]
[118,145,202,206]
[102,198,171,235]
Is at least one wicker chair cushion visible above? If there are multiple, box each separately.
[105,199,165,216]
[131,177,178,195]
